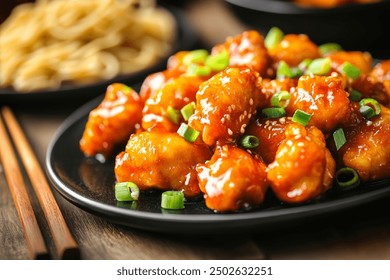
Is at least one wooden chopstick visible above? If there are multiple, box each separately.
[0,112,49,259]
[1,106,79,259]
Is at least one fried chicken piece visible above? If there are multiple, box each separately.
[286,75,350,133]
[246,117,292,164]
[268,34,321,67]
[338,103,390,181]
[139,68,182,102]
[211,30,270,76]
[328,51,372,75]
[188,67,263,146]
[197,145,268,212]
[114,131,212,197]
[80,83,143,159]
[260,78,298,106]
[352,60,390,105]
[142,75,205,132]
[267,123,335,203]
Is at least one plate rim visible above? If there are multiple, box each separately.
[45,95,390,234]
[224,0,390,15]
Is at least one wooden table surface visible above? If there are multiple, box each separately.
[1,0,390,260]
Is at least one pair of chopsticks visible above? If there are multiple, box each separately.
[0,106,79,259]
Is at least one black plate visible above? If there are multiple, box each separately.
[225,0,390,59]
[225,0,389,15]
[46,94,390,234]
[0,5,197,105]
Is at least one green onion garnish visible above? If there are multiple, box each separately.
[340,62,361,80]
[166,106,181,124]
[115,182,140,202]
[122,85,133,93]
[205,50,229,72]
[298,58,312,71]
[187,64,211,76]
[276,61,292,79]
[240,135,260,149]
[161,191,185,210]
[318,43,343,56]
[349,89,362,102]
[359,106,376,119]
[183,49,209,65]
[177,123,200,143]
[271,90,291,108]
[290,67,303,78]
[336,167,360,189]
[264,26,284,49]
[333,128,347,151]
[180,102,195,121]
[261,107,286,118]
[292,109,312,126]
[305,57,331,76]
[359,98,381,119]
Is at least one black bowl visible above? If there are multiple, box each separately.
[225,0,390,58]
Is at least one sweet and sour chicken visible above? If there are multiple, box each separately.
[80,28,390,213]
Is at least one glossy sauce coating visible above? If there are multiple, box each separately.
[287,75,350,133]
[79,29,390,213]
[212,30,270,76]
[329,51,373,75]
[268,34,321,67]
[188,67,263,146]
[80,83,143,159]
[267,123,335,203]
[246,117,292,164]
[142,75,205,132]
[353,59,390,105]
[115,131,212,197]
[338,104,390,181]
[197,145,268,212]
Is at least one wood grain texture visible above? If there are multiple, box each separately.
[0,114,48,259]
[1,107,79,260]
[0,170,30,259]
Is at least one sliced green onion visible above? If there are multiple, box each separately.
[115,182,140,202]
[336,167,360,189]
[318,43,343,56]
[187,64,211,76]
[298,58,312,71]
[183,49,209,65]
[240,135,260,149]
[122,85,133,93]
[166,106,181,124]
[261,107,286,118]
[276,61,292,79]
[264,26,284,49]
[349,89,362,102]
[359,98,381,119]
[292,109,312,126]
[359,106,376,119]
[205,50,229,71]
[333,128,347,151]
[180,102,195,121]
[340,62,361,80]
[271,90,291,108]
[290,67,302,78]
[177,123,200,143]
[161,191,185,209]
[305,57,331,75]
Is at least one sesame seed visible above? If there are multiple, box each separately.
[227,128,233,135]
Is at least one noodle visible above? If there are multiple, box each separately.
[0,0,176,92]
